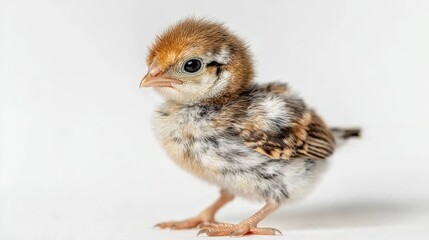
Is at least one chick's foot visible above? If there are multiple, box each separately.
[155,190,234,230]
[198,202,281,237]
[197,222,282,237]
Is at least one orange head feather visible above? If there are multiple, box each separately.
[141,18,254,104]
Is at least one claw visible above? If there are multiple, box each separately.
[196,223,204,229]
[273,229,283,235]
[197,228,208,236]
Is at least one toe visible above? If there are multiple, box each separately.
[155,218,204,230]
[197,226,236,237]
[198,222,233,229]
[230,227,248,237]
[171,219,200,229]
[154,222,174,229]
[249,227,283,236]
[196,223,281,237]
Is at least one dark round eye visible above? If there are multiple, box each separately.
[183,59,202,73]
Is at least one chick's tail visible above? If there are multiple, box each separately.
[330,127,361,139]
[330,127,361,148]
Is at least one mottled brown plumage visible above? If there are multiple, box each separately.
[140,17,360,237]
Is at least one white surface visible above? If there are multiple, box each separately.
[1,0,429,239]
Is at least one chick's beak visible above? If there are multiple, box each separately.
[140,59,183,88]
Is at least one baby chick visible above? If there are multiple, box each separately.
[140,18,360,237]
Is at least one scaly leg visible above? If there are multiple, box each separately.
[155,190,234,230]
[198,201,281,237]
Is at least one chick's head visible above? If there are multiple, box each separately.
[140,18,254,104]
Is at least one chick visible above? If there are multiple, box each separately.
[140,18,360,237]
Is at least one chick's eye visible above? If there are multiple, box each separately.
[183,59,202,73]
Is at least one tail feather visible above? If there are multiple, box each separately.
[330,127,361,140]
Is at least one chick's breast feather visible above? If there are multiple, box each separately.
[153,82,334,203]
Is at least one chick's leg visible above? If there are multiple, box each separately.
[198,202,281,237]
[155,190,234,230]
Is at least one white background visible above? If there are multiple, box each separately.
[1,0,429,239]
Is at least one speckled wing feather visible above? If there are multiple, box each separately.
[217,83,336,160]
[293,112,336,159]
